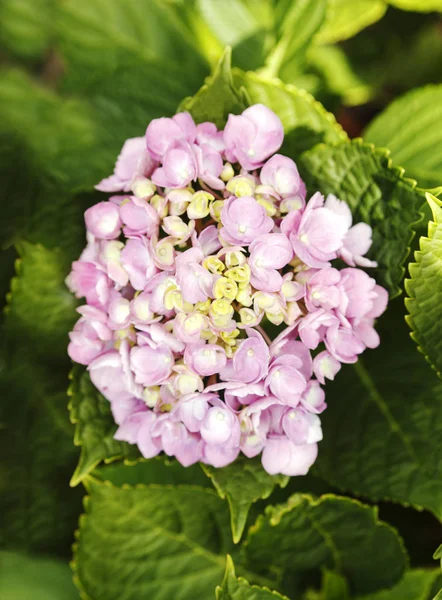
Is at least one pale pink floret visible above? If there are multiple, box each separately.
[266,355,307,405]
[281,192,349,268]
[184,343,227,377]
[66,261,111,310]
[175,247,216,304]
[262,436,318,476]
[96,137,157,192]
[151,141,198,189]
[146,112,196,161]
[249,233,293,292]
[224,104,284,170]
[260,154,305,198]
[120,239,157,291]
[130,344,173,386]
[220,196,273,246]
[119,196,159,238]
[68,306,112,365]
[221,329,270,384]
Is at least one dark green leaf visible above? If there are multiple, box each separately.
[202,457,288,544]
[216,555,290,600]
[315,301,442,521]
[243,494,407,595]
[179,47,248,128]
[300,139,424,297]
[355,569,442,600]
[73,475,235,600]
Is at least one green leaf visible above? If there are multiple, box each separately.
[364,85,442,188]
[315,0,387,44]
[405,194,442,379]
[68,366,141,486]
[242,494,407,596]
[202,457,289,543]
[216,555,290,600]
[179,47,248,128]
[0,243,82,553]
[195,0,274,71]
[73,475,235,600]
[314,300,442,521]
[0,0,54,62]
[300,139,424,297]
[262,0,327,80]
[355,569,442,600]
[316,570,350,600]
[388,0,442,11]
[0,552,79,600]
[56,0,208,144]
[435,544,442,566]
[234,70,347,158]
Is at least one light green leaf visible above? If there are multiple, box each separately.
[435,544,442,567]
[315,570,350,600]
[405,194,442,379]
[0,552,79,600]
[306,44,374,106]
[68,366,141,486]
[356,569,442,600]
[300,139,424,297]
[202,457,289,544]
[243,494,407,596]
[216,555,289,600]
[0,243,82,553]
[364,85,442,188]
[388,0,442,11]
[263,0,326,80]
[314,301,442,521]
[179,47,248,128]
[234,70,347,158]
[73,475,235,600]
[0,0,53,61]
[316,0,387,44]
[195,0,274,71]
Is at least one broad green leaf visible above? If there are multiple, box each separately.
[314,571,350,600]
[73,475,235,600]
[388,0,442,11]
[243,494,407,596]
[315,0,387,45]
[195,0,274,71]
[0,243,82,553]
[234,70,347,158]
[306,45,374,106]
[202,457,289,543]
[356,569,442,600]
[68,366,141,486]
[262,0,326,80]
[179,47,248,128]
[96,457,211,488]
[0,552,79,600]
[364,85,442,188]
[405,194,442,379]
[56,0,208,144]
[216,555,289,600]
[314,300,442,521]
[300,139,424,297]
[0,0,54,62]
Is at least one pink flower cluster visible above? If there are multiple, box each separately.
[66,104,387,476]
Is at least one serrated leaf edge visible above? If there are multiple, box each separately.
[405,192,442,380]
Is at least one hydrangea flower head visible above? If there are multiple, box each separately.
[67,105,387,476]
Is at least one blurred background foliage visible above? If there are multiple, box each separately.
[1,1,442,598]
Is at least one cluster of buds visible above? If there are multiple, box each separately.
[67,104,387,475]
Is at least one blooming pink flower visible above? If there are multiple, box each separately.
[120,239,157,291]
[145,112,196,161]
[281,192,349,268]
[184,343,227,377]
[85,201,122,239]
[68,306,112,365]
[96,137,157,193]
[151,141,198,189]
[221,329,270,384]
[249,233,293,292]
[262,436,318,476]
[224,104,284,170]
[66,261,111,310]
[220,196,273,246]
[175,247,215,304]
[119,196,159,238]
[130,344,174,386]
[266,355,307,405]
[260,154,305,197]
